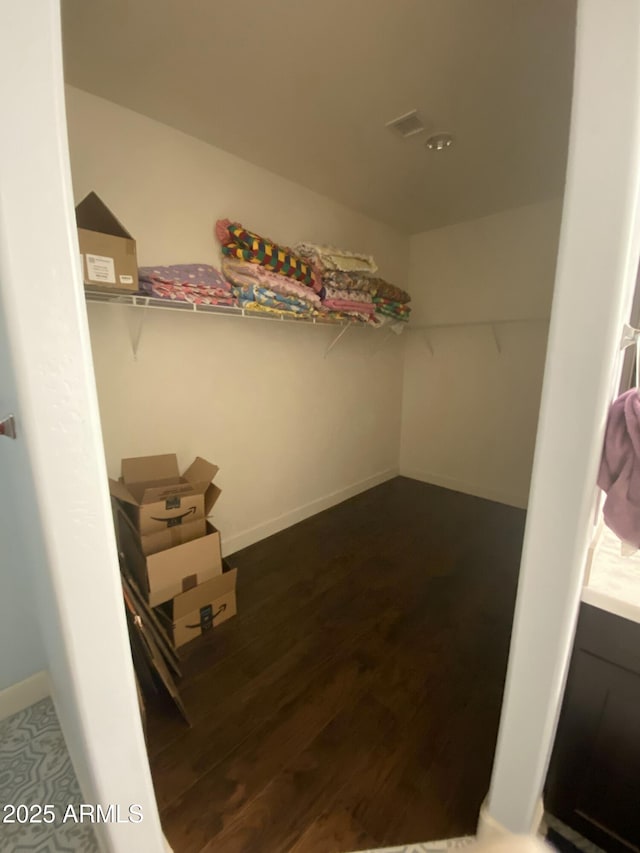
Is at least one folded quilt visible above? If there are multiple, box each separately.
[138,279,236,305]
[322,284,373,304]
[321,270,378,294]
[222,258,321,306]
[322,298,375,315]
[295,242,378,275]
[321,270,410,303]
[236,300,311,319]
[138,265,235,305]
[233,284,313,316]
[216,220,320,290]
[369,278,411,304]
[373,296,410,311]
[138,264,232,292]
[374,297,411,321]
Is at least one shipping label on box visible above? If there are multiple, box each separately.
[86,252,116,284]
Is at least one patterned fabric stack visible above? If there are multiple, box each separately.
[138,264,235,305]
[216,219,321,291]
[295,242,378,323]
[138,222,412,326]
[222,257,321,318]
[372,275,412,324]
[373,297,412,322]
[295,243,412,325]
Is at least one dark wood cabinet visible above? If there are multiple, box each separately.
[546,604,640,853]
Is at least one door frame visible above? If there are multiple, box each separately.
[0,2,166,850]
[481,0,640,837]
[4,1,640,851]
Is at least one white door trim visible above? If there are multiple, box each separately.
[0,2,165,850]
[480,0,640,836]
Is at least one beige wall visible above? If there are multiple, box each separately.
[400,201,563,508]
[65,87,408,554]
[66,86,562,550]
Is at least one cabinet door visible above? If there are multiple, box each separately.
[546,604,640,852]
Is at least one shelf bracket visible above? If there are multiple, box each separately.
[491,323,502,354]
[373,327,396,355]
[324,323,351,357]
[620,322,639,349]
[126,305,147,360]
[422,331,434,356]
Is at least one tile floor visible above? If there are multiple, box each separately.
[0,698,98,852]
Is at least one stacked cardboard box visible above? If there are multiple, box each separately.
[111,454,237,648]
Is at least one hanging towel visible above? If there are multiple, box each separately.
[598,388,640,547]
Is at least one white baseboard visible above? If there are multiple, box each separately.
[0,670,50,722]
[221,468,398,556]
[400,468,528,509]
[477,797,545,840]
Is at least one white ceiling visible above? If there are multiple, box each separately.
[61,0,576,234]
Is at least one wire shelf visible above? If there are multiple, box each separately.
[85,289,361,327]
[83,289,403,359]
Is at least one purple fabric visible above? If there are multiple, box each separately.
[598,388,640,546]
[138,264,231,292]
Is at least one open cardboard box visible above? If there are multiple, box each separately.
[109,454,222,536]
[140,519,207,556]
[155,561,237,648]
[76,192,139,293]
[118,509,223,607]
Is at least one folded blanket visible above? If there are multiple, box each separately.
[138,264,232,292]
[322,284,373,304]
[369,278,411,304]
[296,242,378,275]
[236,300,312,319]
[138,265,235,305]
[222,258,321,307]
[232,283,312,315]
[216,220,320,290]
[323,298,375,315]
[321,271,378,294]
[320,270,410,303]
[373,296,411,311]
[374,297,411,321]
[139,279,236,306]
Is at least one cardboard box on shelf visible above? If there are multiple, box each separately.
[118,511,223,607]
[156,563,237,649]
[76,192,138,293]
[109,454,222,536]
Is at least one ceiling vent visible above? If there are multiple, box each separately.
[386,110,424,138]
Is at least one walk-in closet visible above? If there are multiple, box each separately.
[62,1,574,850]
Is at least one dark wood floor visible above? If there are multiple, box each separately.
[146,477,526,853]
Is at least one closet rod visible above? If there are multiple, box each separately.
[410,316,549,331]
